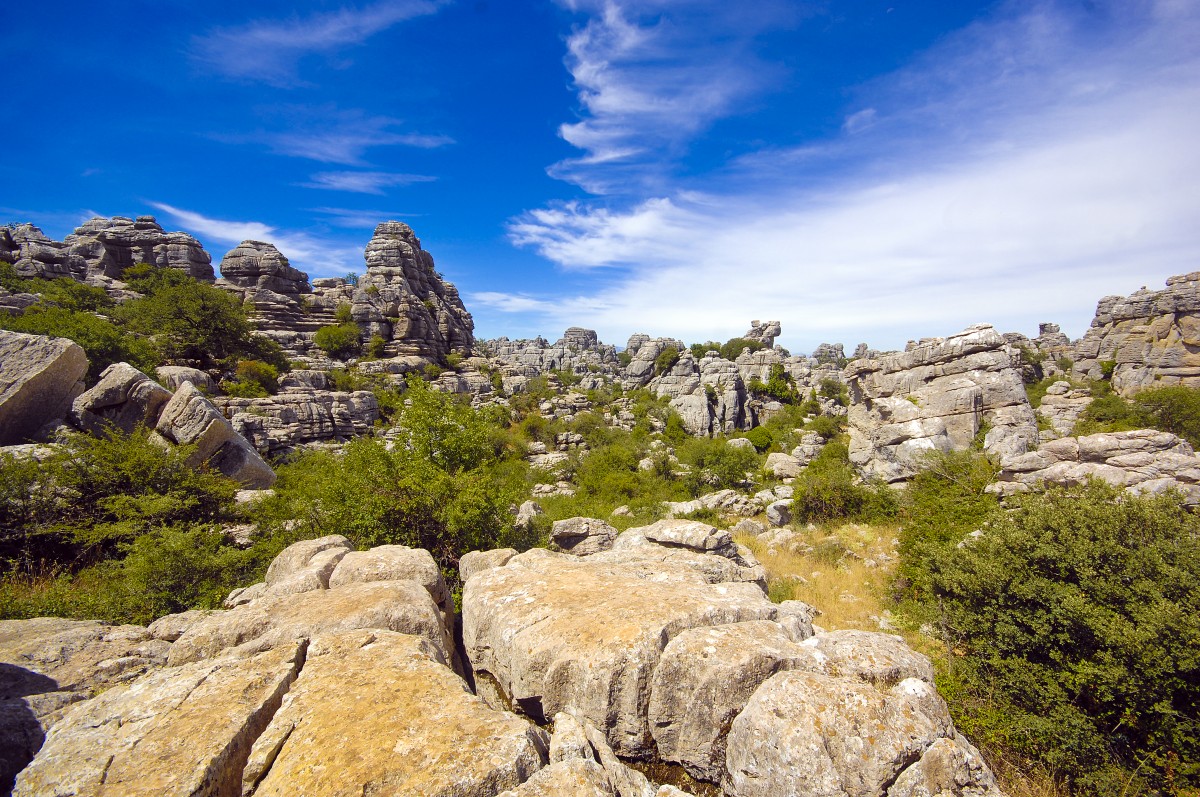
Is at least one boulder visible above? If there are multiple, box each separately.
[70,362,172,435]
[724,672,954,797]
[648,621,812,782]
[462,546,784,756]
[329,544,451,611]
[263,535,352,588]
[218,240,310,294]
[766,499,792,527]
[766,452,802,479]
[886,735,1005,797]
[242,630,547,797]
[63,215,214,281]
[13,642,303,797]
[460,547,518,583]
[0,331,87,445]
[155,381,276,488]
[551,517,619,556]
[167,580,451,667]
[797,630,936,687]
[155,366,217,394]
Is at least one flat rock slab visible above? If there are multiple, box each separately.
[14,641,304,797]
[0,331,87,445]
[168,580,450,666]
[462,548,781,757]
[244,630,547,797]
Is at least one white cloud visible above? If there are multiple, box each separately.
[192,0,444,86]
[508,1,1200,353]
[470,292,560,313]
[312,207,420,228]
[150,202,365,277]
[301,171,437,194]
[549,0,797,192]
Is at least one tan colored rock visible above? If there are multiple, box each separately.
[263,535,351,585]
[146,609,218,642]
[724,672,954,797]
[14,642,303,797]
[462,547,782,757]
[155,381,276,488]
[497,760,614,797]
[886,735,1005,797]
[244,630,546,797]
[766,452,802,479]
[329,544,450,610]
[0,331,87,444]
[460,548,518,583]
[648,620,812,782]
[168,580,450,666]
[797,630,936,687]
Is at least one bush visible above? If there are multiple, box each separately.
[365,334,388,359]
[818,377,849,407]
[0,305,159,383]
[741,426,773,453]
[718,337,765,361]
[234,359,279,394]
[314,322,361,358]
[654,346,680,376]
[1133,384,1200,448]
[931,482,1200,794]
[791,441,897,524]
[677,437,758,493]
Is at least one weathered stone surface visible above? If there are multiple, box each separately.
[219,390,380,455]
[168,580,451,666]
[607,523,767,589]
[243,630,547,797]
[995,429,1200,504]
[766,452,802,479]
[1073,272,1200,394]
[155,381,276,488]
[329,544,451,611]
[766,499,792,527]
[886,735,1004,797]
[352,222,474,360]
[218,241,310,294]
[462,546,785,757]
[0,331,87,445]
[846,325,1037,482]
[155,365,217,394]
[62,215,214,281]
[797,630,936,687]
[146,610,218,643]
[70,362,172,435]
[0,224,86,280]
[263,535,352,586]
[14,642,302,797]
[1034,381,1092,440]
[725,672,955,797]
[460,548,519,583]
[648,621,811,782]
[551,517,620,556]
[497,759,614,797]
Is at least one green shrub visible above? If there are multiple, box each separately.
[235,359,279,393]
[791,441,897,524]
[677,437,759,493]
[445,352,464,371]
[1056,356,1074,372]
[654,346,680,376]
[931,482,1200,794]
[220,378,268,398]
[741,426,773,452]
[617,350,632,367]
[334,302,354,323]
[805,414,844,439]
[1023,376,1059,409]
[365,334,388,359]
[314,322,361,358]
[1132,384,1200,448]
[1099,359,1117,379]
[818,377,849,407]
[718,337,765,361]
[0,305,159,383]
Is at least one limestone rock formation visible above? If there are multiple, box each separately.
[64,216,214,282]
[845,324,1038,482]
[352,221,474,359]
[1035,381,1092,440]
[155,382,277,488]
[13,642,303,797]
[70,362,172,435]
[0,331,87,445]
[243,630,547,797]
[216,389,380,456]
[1074,273,1200,394]
[550,517,619,556]
[743,320,781,348]
[218,241,310,294]
[0,225,85,281]
[994,429,1200,504]
[481,329,622,390]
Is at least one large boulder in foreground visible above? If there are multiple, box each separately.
[155,381,276,488]
[462,537,786,757]
[13,642,303,797]
[0,331,87,444]
[244,630,547,796]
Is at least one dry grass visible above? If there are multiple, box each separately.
[737,520,1075,797]
[736,521,900,632]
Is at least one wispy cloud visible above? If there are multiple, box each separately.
[312,207,421,228]
[150,202,365,277]
[470,292,560,313]
[550,0,798,193]
[510,1,1200,352]
[192,0,444,86]
[301,171,437,194]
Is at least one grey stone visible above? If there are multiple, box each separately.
[0,331,87,445]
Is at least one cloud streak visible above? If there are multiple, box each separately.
[301,171,437,194]
[192,0,444,86]
[150,202,365,277]
[508,1,1200,353]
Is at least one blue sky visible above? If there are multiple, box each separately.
[4,0,1198,353]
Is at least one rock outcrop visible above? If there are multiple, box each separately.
[353,221,474,360]
[218,241,310,294]
[845,324,1038,482]
[993,429,1200,504]
[216,389,380,456]
[155,381,277,488]
[1072,273,1200,395]
[64,216,214,282]
[70,362,172,435]
[0,331,88,445]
